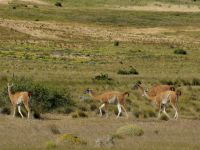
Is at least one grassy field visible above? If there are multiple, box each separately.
[0,0,200,149]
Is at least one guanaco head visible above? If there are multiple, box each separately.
[132,83,148,97]
[132,83,140,90]
[84,88,92,94]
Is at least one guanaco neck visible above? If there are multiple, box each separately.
[8,86,14,104]
[88,91,100,101]
[138,85,155,102]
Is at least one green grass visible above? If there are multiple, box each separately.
[1,5,200,27]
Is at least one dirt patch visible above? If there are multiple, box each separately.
[0,18,199,46]
[108,3,200,12]
[0,0,48,5]
[0,0,11,4]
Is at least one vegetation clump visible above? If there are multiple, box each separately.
[0,76,73,113]
[174,49,187,55]
[57,134,87,145]
[46,141,57,149]
[116,124,144,137]
[93,73,112,81]
[55,2,62,7]
[117,66,139,75]
[114,41,119,46]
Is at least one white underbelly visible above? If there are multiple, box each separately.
[108,96,118,104]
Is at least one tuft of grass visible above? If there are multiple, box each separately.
[117,66,139,75]
[116,124,144,137]
[90,104,97,111]
[78,111,88,118]
[0,107,11,115]
[45,141,57,149]
[114,41,119,46]
[57,134,87,145]
[71,113,78,118]
[55,2,62,7]
[93,73,112,81]
[49,124,61,135]
[192,78,200,86]
[174,49,187,55]
[159,114,169,121]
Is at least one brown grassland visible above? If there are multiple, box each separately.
[0,0,200,149]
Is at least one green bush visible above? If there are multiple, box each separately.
[0,76,73,113]
[114,41,119,46]
[117,66,139,75]
[192,78,200,86]
[90,104,97,111]
[55,2,62,7]
[174,49,187,55]
[45,141,57,149]
[93,73,112,81]
[116,124,144,137]
[78,111,88,118]
[0,107,11,115]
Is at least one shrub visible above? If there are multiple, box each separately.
[117,66,138,75]
[159,114,169,121]
[90,104,97,111]
[93,73,112,81]
[32,110,41,119]
[46,141,57,149]
[71,113,78,118]
[57,134,87,145]
[0,107,11,115]
[160,79,174,85]
[63,107,74,114]
[55,2,62,7]
[78,105,88,112]
[192,78,200,86]
[49,124,60,135]
[114,41,119,46]
[78,111,88,118]
[0,76,73,113]
[116,124,144,137]
[174,49,187,55]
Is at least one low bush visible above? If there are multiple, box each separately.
[45,141,57,149]
[192,78,200,86]
[174,49,187,55]
[49,124,61,135]
[90,104,97,111]
[0,107,11,115]
[159,114,169,121]
[78,111,88,118]
[57,134,87,145]
[93,73,112,81]
[117,66,139,75]
[0,76,73,113]
[55,2,62,7]
[114,41,119,46]
[116,124,144,137]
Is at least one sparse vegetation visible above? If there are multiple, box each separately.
[117,66,139,75]
[93,73,112,81]
[174,49,187,55]
[55,2,62,7]
[0,0,200,149]
[116,124,144,137]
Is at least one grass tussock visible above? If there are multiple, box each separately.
[117,66,139,75]
[174,49,187,55]
[116,124,144,137]
[46,141,57,149]
[57,134,87,145]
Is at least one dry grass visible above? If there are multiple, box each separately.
[0,114,200,150]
